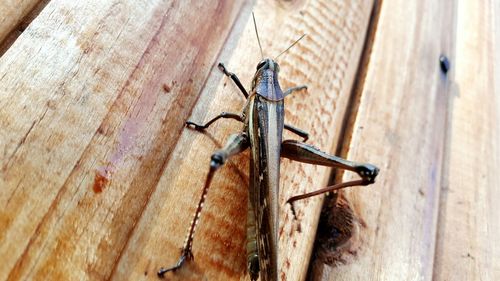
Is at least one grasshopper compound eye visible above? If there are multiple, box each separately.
[256,60,266,70]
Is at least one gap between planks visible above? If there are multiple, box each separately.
[0,0,50,56]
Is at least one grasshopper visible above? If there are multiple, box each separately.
[158,14,379,281]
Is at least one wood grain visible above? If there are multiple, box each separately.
[309,0,457,280]
[3,0,495,280]
[433,0,500,279]
[0,0,244,280]
[0,0,375,279]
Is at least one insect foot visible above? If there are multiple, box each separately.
[185,120,206,130]
[355,164,379,184]
[210,152,226,169]
[157,248,194,278]
[287,200,299,221]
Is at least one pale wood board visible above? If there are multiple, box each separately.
[0,0,244,280]
[0,0,376,280]
[433,0,500,279]
[310,0,457,280]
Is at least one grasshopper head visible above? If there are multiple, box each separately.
[256,58,280,73]
[252,58,284,101]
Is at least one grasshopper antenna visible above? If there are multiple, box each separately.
[252,12,264,59]
[275,34,306,60]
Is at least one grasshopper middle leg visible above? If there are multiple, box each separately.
[158,132,249,277]
[186,112,243,130]
[280,140,379,218]
[187,111,309,143]
[284,124,309,142]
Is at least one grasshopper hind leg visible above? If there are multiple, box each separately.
[280,140,379,220]
[158,133,249,278]
[246,191,260,280]
[157,248,193,277]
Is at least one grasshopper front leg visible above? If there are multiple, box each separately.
[283,85,307,97]
[280,140,379,218]
[218,63,249,98]
[158,132,249,278]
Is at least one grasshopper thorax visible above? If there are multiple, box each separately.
[252,58,284,101]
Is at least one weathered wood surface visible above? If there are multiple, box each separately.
[310,0,500,280]
[433,0,500,279]
[0,0,375,280]
[1,0,499,280]
[0,0,245,280]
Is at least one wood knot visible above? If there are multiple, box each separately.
[311,193,362,266]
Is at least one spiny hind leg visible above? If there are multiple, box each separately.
[158,132,249,277]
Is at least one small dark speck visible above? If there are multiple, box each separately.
[299,10,305,16]
[46,100,57,110]
[97,126,105,135]
[418,189,425,196]
[223,82,227,87]
[188,78,194,83]
[439,55,450,74]
[163,83,171,93]
[463,253,475,260]
[144,271,148,276]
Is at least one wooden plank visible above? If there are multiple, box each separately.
[309,0,456,280]
[433,0,500,279]
[0,1,244,280]
[112,1,375,280]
